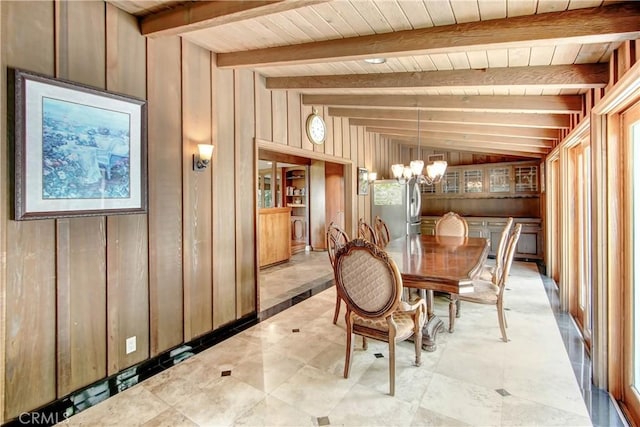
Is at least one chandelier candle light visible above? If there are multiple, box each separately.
[391,108,447,185]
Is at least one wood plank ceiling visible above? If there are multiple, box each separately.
[108,0,640,159]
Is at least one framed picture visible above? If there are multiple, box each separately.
[357,167,369,196]
[10,68,147,220]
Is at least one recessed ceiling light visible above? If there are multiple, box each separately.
[364,58,386,64]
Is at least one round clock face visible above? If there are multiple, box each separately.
[306,113,326,144]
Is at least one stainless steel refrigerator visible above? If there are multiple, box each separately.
[370,178,422,239]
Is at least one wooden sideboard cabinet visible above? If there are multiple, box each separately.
[259,207,292,268]
[421,215,543,260]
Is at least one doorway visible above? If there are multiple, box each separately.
[256,149,346,312]
[258,150,311,255]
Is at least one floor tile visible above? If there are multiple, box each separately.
[64,385,169,426]
[62,257,620,426]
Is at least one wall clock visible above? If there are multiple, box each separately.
[306,108,326,145]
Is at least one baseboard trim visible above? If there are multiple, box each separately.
[2,314,258,426]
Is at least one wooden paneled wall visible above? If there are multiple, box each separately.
[255,76,378,240]
[0,1,384,422]
[147,35,184,354]
[212,62,238,329]
[2,2,57,418]
[0,1,156,419]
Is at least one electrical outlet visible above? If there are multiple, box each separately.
[126,336,136,354]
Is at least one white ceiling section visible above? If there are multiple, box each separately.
[109,0,640,158]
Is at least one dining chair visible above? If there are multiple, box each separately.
[434,211,468,332]
[374,215,391,248]
[435,211,469,237]
[479,217,514,283]
[358,218,378,246]
[326,222,350,325]
[458,223,522,342]
[334,238,426,396]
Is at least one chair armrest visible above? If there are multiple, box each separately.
[477,265,494,281]
[399,297,427,327]
[400,297,425,312]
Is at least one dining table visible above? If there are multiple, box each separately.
[385,234,490,352]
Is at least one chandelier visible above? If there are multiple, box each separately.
[391,108,447,185]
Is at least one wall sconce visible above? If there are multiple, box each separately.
[368,172,377,182]
[193,144,214,171]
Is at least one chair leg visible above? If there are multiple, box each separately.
[362,336,368,350]
[344,323,354,378]
[389,339,396,396]
[448,294,457,333]
[456,299,461,318]
[333,294,341,325]
[414,318,423,367]
[497,301,508,342]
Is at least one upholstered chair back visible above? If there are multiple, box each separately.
[435,212,468,237]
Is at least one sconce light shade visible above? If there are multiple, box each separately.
[193,144,214,171]
[368,172,377,182]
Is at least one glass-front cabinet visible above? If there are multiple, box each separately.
[489,167,511,193]
[420,160,542,259]
[463,169,483,193]
[442,171,460,194]
[425,161,539,197]
[514,165,539,193]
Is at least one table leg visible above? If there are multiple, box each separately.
[421,315,445,352]
[419,290,445,352]
[425,289,433,318]
[449,295,457,333]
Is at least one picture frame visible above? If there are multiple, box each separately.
[10,68,148,220]
[357,167,369,196]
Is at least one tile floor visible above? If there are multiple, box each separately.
[258,250,333,311]
[63,254,607,426]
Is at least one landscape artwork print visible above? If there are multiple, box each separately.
[42,97,131,199]
[12,68,147,220]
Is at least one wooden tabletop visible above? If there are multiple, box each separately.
[385,234,490,295]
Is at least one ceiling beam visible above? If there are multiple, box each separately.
[141,0,329,37]
[350,119,559,141]
[385,135,544,158]
[305,95,582,114]
[329,108,570,129]
[217,2,640,68]
[267,64,608,90]
[367,128,551,152]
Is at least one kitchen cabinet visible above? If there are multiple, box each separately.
[419,160,541,219]
[259,207,291,267]
[285,167,309,253]
[421,161,539,198]
[421,215,543,260]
